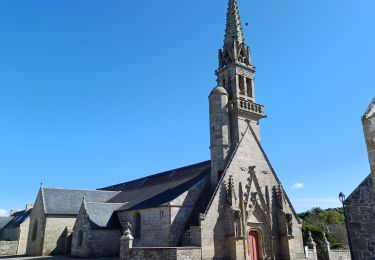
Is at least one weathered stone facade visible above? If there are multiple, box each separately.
[26,187,119,256]
[200,0,305,258]
[1,217,30,255]
[345,176,375,259]
[0,241,18,256]
[345,97,375,260]
[26,190,76,256]
[71,201,122,257]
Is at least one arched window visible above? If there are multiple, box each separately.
[32,220,38,241]
[134,212,141,239]
[78,230,83,247]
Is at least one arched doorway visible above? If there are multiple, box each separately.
[248,231,261,260]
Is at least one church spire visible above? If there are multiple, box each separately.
[224,0,245,47]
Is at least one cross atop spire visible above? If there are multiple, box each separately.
[224,0,245,47]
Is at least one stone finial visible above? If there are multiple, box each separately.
[120,222,134,260]
[362,96,375,120]
[122,222,133,239]
[322,231,330,246]
[307,231,316,247]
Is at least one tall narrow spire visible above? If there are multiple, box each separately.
[224,0,245,47]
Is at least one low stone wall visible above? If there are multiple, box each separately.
[0,241,18,256]
[124,247,201,260]
[330,250,351,260]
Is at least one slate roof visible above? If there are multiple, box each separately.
[100,160,211,211]
[84,202,123,229]
[2,209,32,229]
[0,217,13,230]
[42,188,121,215]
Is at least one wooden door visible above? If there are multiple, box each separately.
[249,231,260,260]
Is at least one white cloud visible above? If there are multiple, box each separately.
[291,183,304,190]
[0,209,8,216]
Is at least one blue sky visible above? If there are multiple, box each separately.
[0,0,374,215]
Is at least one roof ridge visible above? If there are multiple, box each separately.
[42,187,120,193]
[100,160,210,190]
[85,202,126,205]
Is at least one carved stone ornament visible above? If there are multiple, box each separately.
[123,222,132,236]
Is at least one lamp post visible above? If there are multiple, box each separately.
[339,192,354,259]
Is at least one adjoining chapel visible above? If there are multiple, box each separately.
[21,0,309,259]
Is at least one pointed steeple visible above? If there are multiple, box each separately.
[224,0,245,47]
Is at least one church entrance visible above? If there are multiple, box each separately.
[248,231,261,260]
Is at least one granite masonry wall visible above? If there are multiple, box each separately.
[26,191,46,256]
[71,206,121,258]
[345,175,375,260]
[41,216,75,255]
[330,250,351,260]
[0,218,30,255]
[117,207,171,247]
[122,247,201,260]
[0,241,18,256]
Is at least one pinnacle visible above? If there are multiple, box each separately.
[224,0,245,46]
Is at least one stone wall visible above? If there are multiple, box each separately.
[0,241,18,256]
[42,216,76,255]
[330,250,351,260]
[345,175,375,260]
[17,219,30,255]
[170,178,207,246]
[201,125,305,259]
[1,218,30,255]
[117,207,171,247]
[26,190,46,256]
[122,247,201,260]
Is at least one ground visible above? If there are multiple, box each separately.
[0,256,117,260]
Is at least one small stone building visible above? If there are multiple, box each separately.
[26,187,120,256]
[345,97,375,260]
[71,200,123,257]
[0,205,33,255]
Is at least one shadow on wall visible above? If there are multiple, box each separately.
[213,183,227,259]
[170,177,208,246]
[50,228,72,256]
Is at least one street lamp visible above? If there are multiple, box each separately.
[339,192,354,259]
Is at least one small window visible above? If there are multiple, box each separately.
[246,78,253,97]
[238,76,245,95]
[134,212,141,239]
[160,210,164,219]
[78,230,83,247]
[32,220,38,241]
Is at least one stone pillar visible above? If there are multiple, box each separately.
[307,232,317,260]
[362,97,375,187]
[321,232,331,260]
[120,223,134,260]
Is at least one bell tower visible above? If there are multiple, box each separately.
[209,0,266,186]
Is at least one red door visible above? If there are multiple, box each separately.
[249,231,260,260]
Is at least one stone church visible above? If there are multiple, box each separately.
[22,0,307,259]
